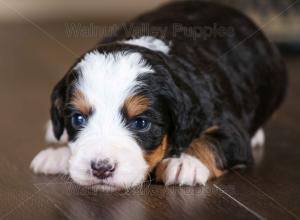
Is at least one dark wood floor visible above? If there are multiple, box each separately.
[0,23,299,220]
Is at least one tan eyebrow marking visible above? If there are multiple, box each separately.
[124,95,150,118]
[70,90,92,114]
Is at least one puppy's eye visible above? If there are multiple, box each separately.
[130,118,151,132]
[71,113,87,129]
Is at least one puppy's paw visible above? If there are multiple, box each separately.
[251,128,265,148]
[30,147,71,175]
[156,153,210,186]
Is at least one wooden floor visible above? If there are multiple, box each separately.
[0,23,299,220]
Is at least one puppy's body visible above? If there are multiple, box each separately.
[107,1,287,166]
[31,2,287,190]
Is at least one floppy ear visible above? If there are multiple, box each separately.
[50,76,67,140]
[138,50,207,157]
[165,83,206,157]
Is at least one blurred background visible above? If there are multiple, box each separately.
[0,0,299,51]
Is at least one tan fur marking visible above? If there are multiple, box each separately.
[144,135,168,170]
[155,159,168,182]
[204,126,219,135]
[186,129,224,179]
[71,90,91,114]
[124,95,149,118]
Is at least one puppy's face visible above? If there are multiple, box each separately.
[51,46,175,191]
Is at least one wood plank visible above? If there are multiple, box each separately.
[0,156,67,220]
[34,177,258,220]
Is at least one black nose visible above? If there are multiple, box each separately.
[91,159,115,179]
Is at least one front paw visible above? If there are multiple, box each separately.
[155,153,210,186]
[30,147,70,175]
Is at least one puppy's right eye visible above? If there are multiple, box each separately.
[71,113,87,129]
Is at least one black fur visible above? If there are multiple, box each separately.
[50,69,82,141]
[50,1,287,170]
[50,75,67,140]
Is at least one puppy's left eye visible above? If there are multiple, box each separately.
[71,113,87,129]
[130,118,151,131]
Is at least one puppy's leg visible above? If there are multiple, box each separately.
[155,136,223,186]
[156,121,252,186]
[251,128,265,148]
[31,120,70,175]
[30,147,71,175]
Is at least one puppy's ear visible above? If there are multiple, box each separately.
[140,51,207,157]
[50,76,67,140]
[162,75,206,157]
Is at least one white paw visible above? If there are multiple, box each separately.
[251,128,265,148]
[156,153,210,186]
[30,147,71,175]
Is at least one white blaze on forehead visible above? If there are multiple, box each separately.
[75,50,152,113]
[122,36,171,54]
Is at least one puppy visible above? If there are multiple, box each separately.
[31,1,287,191]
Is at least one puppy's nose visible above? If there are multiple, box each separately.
[91,159,115,179]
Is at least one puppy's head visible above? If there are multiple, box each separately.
[50,44,203,191]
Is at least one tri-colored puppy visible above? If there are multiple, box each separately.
[31,1,287,191]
